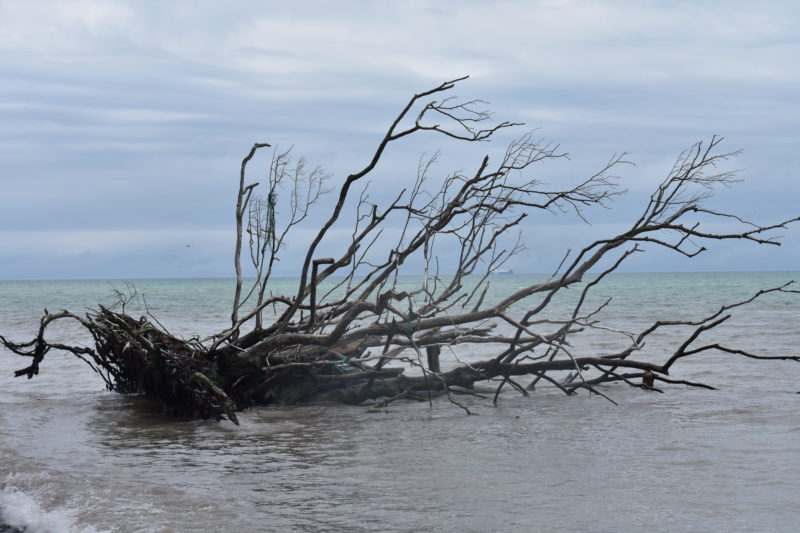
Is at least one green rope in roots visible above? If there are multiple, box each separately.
[405,311,418,335]
[333,357,350,373]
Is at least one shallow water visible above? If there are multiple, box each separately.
[1,273,798,532]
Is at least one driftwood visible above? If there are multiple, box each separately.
[2,77,799,423]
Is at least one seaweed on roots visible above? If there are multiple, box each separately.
[3,77,799,424]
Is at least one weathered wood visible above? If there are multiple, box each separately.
[3,78,798,424]
[426,345,441,373]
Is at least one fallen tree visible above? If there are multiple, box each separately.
[3,77,799,424]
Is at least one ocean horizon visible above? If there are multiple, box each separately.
[2,267,797,283]
[1,271,799,532]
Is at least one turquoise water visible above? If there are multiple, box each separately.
[0,273,799,532]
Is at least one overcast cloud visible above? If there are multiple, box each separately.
[1,0,798,279]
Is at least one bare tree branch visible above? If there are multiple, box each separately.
[3,78,798,424]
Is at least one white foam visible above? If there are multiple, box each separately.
[0,485,106,533]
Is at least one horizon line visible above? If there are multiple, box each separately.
[2,268,799,283]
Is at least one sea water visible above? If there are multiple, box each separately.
[0,273,798,532]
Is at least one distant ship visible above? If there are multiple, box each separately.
[490,268,514,275]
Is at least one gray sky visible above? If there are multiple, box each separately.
[1,0,798,280]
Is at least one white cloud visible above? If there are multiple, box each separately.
[0,0,798,279]
[0,0,134,52]
[0,228,228,255]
